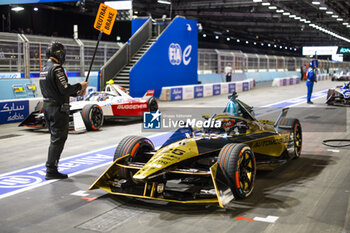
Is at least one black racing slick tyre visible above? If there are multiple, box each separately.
[114,136,154,178]
[280,118,302,159]
[326,89,335,105]
[147,97,158,112]
[217,143,256,199]
[81,104,104,131]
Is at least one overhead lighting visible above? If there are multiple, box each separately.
[332,15,339,18]
[283,12,290,16]
[203,34,207,38]
[11,6,24,12]
[253,0,262,2]
[337,18,343,21]
[157,0,171,4]
[294,48,297,51]
[347,25,350,28]
[343,22,349,25]
[246,40,249,44]
[326,11,333,14]
[254,42,257,45]
[105,1,133,9]
[300,19,306,22]
[236,39,240,42]
[261,43,264,46]
[274,44,277,48]
[33,7,38,11]
[276,9,284,13]
[268,6,277,10]
[295,17,301,20]
[215,35,219,39]
[285,46,288,50]
[289,15,296,18]
[280,46,282,49]
[312,1,320,5]
[309,24,316,27]
[262,2,270,6]
[226,37,230,41]
[319,7,327,10]
[305,20,311,23]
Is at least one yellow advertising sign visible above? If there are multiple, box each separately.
[93,3,117,35]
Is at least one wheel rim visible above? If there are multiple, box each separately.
[294,124,302,157]
[238,149,255,193]
[90,106,103,128]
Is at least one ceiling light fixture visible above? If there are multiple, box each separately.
[262,2,270,6]
[283,12,290,16]
[289,15,296,18]
[337,18,343,21]
[343,23,349,25]
[226,37,230,41]
[11,6,24,12]
[203,34,206,38]
[326,11,333,14]
[268,6,277,10]
[237,39,240,42]
[332,15,339,18]
[33,7,38,11]
[276,9,284,13]
[312,1,320,5]
[215,35,219,39]
[253,0,262,2]
[157,0,171,5]
[319,7,327,10]
[295,17,301,20]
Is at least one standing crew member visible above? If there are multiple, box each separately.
[225,63,232,82]
[306,62,317,104]
[40,42,89,179]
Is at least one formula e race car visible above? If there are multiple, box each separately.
[331,72,350,81]
[19,81,158,132]
[326,82,350,105]
[90,93,302,208]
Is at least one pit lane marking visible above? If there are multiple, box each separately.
[235,215,279,223]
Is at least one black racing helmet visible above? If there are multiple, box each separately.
[46,42,66,65]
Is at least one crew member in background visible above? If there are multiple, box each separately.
[306,62,317,104]
[225,63,232,82]
[40,42,89,180]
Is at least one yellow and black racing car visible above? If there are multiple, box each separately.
[90,93,302,208]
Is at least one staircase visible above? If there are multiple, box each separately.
[113,37,157,89]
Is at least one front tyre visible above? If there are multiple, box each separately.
[81,104,104,131]
[217,143,256,199]
[281,118,302,159]
[114,136,154,179]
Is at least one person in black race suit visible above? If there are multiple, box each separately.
[40,42,89,179]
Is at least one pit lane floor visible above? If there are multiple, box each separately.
[0,80,349,233]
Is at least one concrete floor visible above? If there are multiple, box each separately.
[0,80,349,233]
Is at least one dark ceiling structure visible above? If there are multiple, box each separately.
[132,0,350,49]
[2,0,350,56]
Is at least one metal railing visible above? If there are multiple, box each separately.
[0,32,120,77]
[199,48,350,74]
[129,17,152,58]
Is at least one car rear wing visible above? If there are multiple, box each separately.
[274,107,289,129]
[142,90,155,99]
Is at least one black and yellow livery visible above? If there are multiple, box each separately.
[90,95,302,208]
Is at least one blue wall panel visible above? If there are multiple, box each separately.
[131,18,148,36]
[130,17,198,97]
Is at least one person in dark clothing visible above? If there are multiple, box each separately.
[40,42,89,180]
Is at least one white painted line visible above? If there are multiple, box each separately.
[71,190,89,197]
[327,149,340,153]
[253,215,279,223]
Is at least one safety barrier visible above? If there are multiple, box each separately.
[272,74,329,87]
[0,98,42,124]
[159,79,255,101]
[272,76,300,87]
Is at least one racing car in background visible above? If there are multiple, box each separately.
[90,93,302,208]
[19,80,158,132]
[331,72,350,81]
[326,82,350,105]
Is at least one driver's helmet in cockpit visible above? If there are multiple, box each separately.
[224,100,240,116]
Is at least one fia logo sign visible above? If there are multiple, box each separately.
[143,110,161,129]
[168,43,192,66]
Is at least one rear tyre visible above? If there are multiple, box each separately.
[280,118,302,159]
[81,104,104,131]
[114,136,154,178]
[147,97,158,112]
[326,89,335,105]
[217,143,256,199]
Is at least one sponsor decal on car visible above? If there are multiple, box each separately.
[117,104,147,110]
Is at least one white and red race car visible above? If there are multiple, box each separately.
[19,82,158,133]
